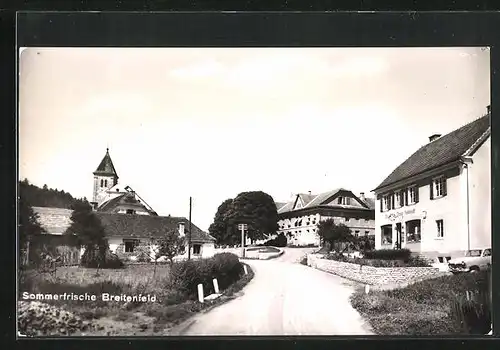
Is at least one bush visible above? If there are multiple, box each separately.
[81,249,124,269]
[364,248,411,261]
[168,253,244,299]
[263,233,287,247]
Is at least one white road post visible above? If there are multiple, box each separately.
[365,285,370,294]
[243,265,248,275]
[238,223,248,258]
[213,278,220,294]
[197,283,204,303]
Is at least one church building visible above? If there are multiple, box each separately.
[32,148,216,263]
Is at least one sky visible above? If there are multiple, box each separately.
[19,47,491,231]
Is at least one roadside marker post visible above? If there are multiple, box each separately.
[238,223,248,258]
[198,284,204,303]
[213,278,220,294]
[243,265,248,275]
[365,285,370,294]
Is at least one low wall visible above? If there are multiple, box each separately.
[213,247,283,260]
[307,254,449,287]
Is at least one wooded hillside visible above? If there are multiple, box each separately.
[19,179,88,209]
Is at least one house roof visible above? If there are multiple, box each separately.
[373,113,491,192]
[95,212,215,243]
[298,193,316,207]
[361,197,376,210]
[32,207,73,235]
[93,148,118,178]
[98,192,157,215]
[275,202,287,211]
[32,206,214,243]
[277,188,373,214]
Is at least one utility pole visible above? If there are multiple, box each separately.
[188,197,192,260]
[238,223,247,258]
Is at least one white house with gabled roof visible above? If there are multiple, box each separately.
[372,106,491,262]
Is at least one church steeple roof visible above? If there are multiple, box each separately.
[93,148,119,178]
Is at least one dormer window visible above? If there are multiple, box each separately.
[126,209,135,214]
[178,223,185,237]
[337,197,351,205]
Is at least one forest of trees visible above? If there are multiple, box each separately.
[19,179,88,209]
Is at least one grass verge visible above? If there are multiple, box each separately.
[350,270,491,335]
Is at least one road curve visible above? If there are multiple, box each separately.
[170,248,373,336]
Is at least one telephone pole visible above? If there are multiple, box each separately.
[188,197,192,260]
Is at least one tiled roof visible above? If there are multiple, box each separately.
[361,197,376,210]
[303,188,343,208]
[32,206,214,243]
[277,188,373,214]
[98,192,157,215]
[95,213,215,243]
[374,114,491,191]
[93,149,118,177]
[298,193,316,207]
[32,207,73,235]
[275,202,287,211]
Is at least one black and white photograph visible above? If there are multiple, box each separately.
[17,46,492,336]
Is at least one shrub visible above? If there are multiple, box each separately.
[263,233,287,247]
[168,253,244,299]
[81,250,124,269]
[364,248,411,261]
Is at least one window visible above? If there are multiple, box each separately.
[436,219,444,238]
[124,239,139,253]
[365,231,370,236]
[338,197,351,205]
[483,249,492,257]
[395,191,402,208]
[405,220,421,243]
[407,186,418,205]
[193,244,201,255]
[345,217,350,222]
[100,179,104,187]
[126,209,135,214]
[382,194,394,211]
[104,179,108,187]
[431,176,447,199]
[354,230,360,236]
[381,225,392,245]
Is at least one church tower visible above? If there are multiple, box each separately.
[91,148,119,207]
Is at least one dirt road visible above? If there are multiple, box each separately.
[169,248,373,336]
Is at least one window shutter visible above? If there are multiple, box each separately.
[380,196,383,212]
[443,178,447,197]
[429,180,434,200]
[403,189,408,206]
[415,187,419,203]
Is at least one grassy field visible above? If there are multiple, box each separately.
[350,270,491,335]
[18,260,254,336]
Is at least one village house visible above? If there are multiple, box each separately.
[372,106,491,263]
[276,189,376,246]
[31,148,215,263]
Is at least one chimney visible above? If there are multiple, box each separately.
[360,192,365,200]
[178,222,185,237]
[428,134,442,142]
[487,105,491,114]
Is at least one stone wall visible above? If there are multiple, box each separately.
[307,254,449,287]
[213,247,283,260]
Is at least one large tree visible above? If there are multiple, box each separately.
[65,201,108,267]
[225,191,279,244]
[208,198,235,245]
[317,219,354,252]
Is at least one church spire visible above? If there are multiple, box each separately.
[93,148,119,179]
